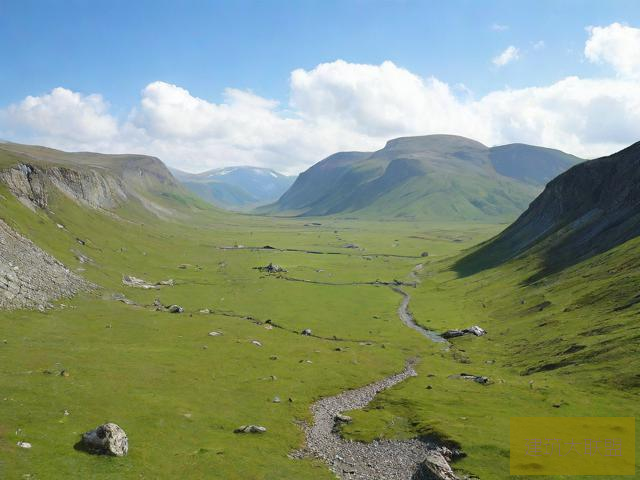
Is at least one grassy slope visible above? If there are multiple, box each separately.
[342,228,640,479]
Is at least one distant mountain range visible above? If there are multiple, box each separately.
[171,166,296,210]
[456,140,640,279]
[259,135,581,221]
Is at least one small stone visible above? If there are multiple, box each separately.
[272,396,281,403]
[335,413,352,423]
[301,328,312,336]
[251,340,262,347]
[269,355,278,360]
[234,425,266,434]
[208,331,222,337]
[17,441,32,449]
[60,370,70,377]
[168,305,184,314]
[199,309,211,314]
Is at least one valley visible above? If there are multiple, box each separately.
[1,141,639,479]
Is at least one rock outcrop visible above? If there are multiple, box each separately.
[0,218,90,310]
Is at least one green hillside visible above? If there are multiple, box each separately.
[262,135,579,221]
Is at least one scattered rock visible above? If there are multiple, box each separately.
[442,330,465,339]
[441,326,486,339]
[208,331,222,337]
[416,451,460,480]
[449,373,490,385]
[122,275,159,290]
[301,328,312,336]
[17,441,32,449]
[463,325,486,336]
[251,340,262,347]
[156,279,175,286]
[334,413,352,423]
[234,425,266,434]
[168,305,184,313]
[111,293,136,305]
[255,263,287,273]
[78,423,128,456]
[199,308,211,314]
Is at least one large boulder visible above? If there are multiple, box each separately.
[78,423,128,456]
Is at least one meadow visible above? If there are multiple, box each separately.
[1,179,638,479]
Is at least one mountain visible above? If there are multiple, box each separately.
[0,142,208,218]
[261,135,580,221]
[455,140,640,279]
[171,166,296,210]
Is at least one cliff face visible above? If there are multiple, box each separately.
[455,141,640,278]
[0,163,127,210]
[0,143,185,217]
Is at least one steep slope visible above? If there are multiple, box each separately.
[0,142,208,218]
[456,140,640,278]
[263,135,579,221]
[172,166,296,210]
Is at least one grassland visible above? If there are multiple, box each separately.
[1,171,638,479]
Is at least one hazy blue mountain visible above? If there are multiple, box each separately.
[171,166,296,210]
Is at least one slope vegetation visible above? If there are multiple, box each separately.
[264,135,579,221]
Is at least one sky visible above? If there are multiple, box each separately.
[1,0,640,174]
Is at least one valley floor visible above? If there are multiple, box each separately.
[1,184,638,479]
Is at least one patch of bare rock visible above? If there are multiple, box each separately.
[0,218,91,310]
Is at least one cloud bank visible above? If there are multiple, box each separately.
[1,23,640,174]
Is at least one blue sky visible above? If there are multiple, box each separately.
[1,1,640,173]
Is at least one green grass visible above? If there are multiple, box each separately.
[1,169,638,479]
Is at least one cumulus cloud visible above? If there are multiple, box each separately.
[2,24,640,173]
[585,22,640,77]
[2,87,118,143]
[492,45,520,67]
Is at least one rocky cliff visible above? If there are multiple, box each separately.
[455,140,640,277]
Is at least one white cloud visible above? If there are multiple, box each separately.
[493,45,520,67]
[2,87,118,143]
[2,24,640,174]
[585,22,640,77]
[491,23,509,31]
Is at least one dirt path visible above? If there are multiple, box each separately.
[293,265,455,479]
[293,361,442,479]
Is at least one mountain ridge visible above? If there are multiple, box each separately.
[261,134,580,221]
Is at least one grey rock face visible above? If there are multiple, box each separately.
[0,219,91,310]
[0,163,127,211]
[79,423,128,456]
